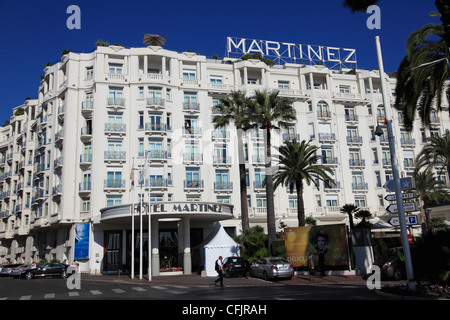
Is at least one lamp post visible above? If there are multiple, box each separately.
[375,36,415,290]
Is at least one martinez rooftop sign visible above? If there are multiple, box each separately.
[226,36,357,69]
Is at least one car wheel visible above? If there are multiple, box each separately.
[393,269,402,281]
[249,269,254,278]
[225,270,231,278]
[25,272,33,280]
[263,271,269,281]
[61,270,68,278]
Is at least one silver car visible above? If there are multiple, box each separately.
[249,257,294,280]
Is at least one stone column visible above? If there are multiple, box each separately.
[182,217,191,274]
[151,217,159,276]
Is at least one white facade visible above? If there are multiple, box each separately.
[0,44,448,273]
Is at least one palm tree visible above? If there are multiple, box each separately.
[435,0,450,49]
[250,89,296,250]
[212,90,253,231]
[413,164,450,232]
[417,129,450,181]
[273,140,334,227]
[339,204,359,230]
[394,22,450,131]
[354,209,373,229]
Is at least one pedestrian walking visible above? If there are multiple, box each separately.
[213,256,225,287]
[307,253,315,281]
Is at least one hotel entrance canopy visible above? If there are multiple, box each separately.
[97,202,234,226]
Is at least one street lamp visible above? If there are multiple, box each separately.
[375,36,416,290]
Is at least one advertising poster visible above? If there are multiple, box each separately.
[74,223,90,259]
[284,224,349,267]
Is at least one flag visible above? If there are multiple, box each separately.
[130,160,135,191]
[140,153,149,185]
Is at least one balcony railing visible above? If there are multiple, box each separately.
[346,136,363,144]
[318,133,336,141]
[104,179,126,189]
[352,183,368,191]
[146,150,168,160]
[80,154,92,163]
[105,123,126,133]
[107,97,125,106]
[214,182,233,191]
[349,159,365,167]
[146,98,164,107]
[283,133,300,141]
[145,123,168,132]
[79,182,91,192]
[183,103,200,112]
[82,101,94,111]
[213,156,232,165]
[104,151,126,161]
[183,127,202,135]
[322,157,338,165]
[183,180,204,189]
[183,153,203,163]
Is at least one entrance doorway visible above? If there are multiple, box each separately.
[104,231,121,274]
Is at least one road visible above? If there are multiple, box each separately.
[0,274,383,301]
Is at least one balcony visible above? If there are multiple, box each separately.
[79,182,91,194]
[213,156,232,166]
[52,184,62,197]
[80,127,93,140]
[324,181,341,191]
[145,123,169,134]
[349,159,365,167]
[252,155,266,165]
[146,150,168,161]
[345,114,359,122]
[317,111,331,119]
[282,133,300,141]
[321,157,339,165]
[183,153,203,164]
[148,178,170,189]
[107,97,126,108]
[352,183,368,191]
[105,123,126,135]
[183,127,202,136]
[318,133,336,143]
[104,179,126,190]
[346,136,363,145]
[183,103,200,112]
[104,151,126,162]
[253,181,265,190]
[81,101,94,114]
[401,138,415,148]
[212,131,230,140]
[80,154,92,165]
[214,182,233,192]
[54,156,63,170]
[183,180,204,190]
[146,97,165,109]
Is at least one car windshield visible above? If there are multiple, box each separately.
[269,259,289,265]
[229,258,241,263]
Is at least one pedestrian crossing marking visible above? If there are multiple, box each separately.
[112,288,125,293]
[44,293,55,299]
[19,295,32,300]
[68,291,80,297]
[90,290,102,295]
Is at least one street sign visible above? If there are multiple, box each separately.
[384,192,416,202]
[388,215,419,227]
[386,201,417,214]
[383,177,415,192]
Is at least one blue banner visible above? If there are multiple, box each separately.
[74,223,90,259]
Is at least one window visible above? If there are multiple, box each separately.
[215,169,230,190]
[355,196,366,208]
[372,148,379,164]
[247,78,257,85]
[148,87,162,105]
[317,101,330,118]
[150,194,164,202]
[187,195,200,202]
[107,195,122,207]
[108,87,124,105]
[321,147,334,164]
[185,167,200,188]
[254,168,265,188]
[86,67,94,79]
[382,149,391,165]
[217,196,230,204]
[210,76,223,84]
[375,171,382,187]
[349,149,362,166]
[253,143,265,164]
[278,80,289,89]
[106,170,122,188]
[184,92,198,109]
[256,195,267,208]
[326,195,339,207]
[183,69,196,80]
[184,116,199,134]
[344,106,357,121]
[339,85,350,93]
[289,196,297,208]
[214,144,228,164]
[109,63,123,74]
[352,172,365,189]
[81,198,90,212]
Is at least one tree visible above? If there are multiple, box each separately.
[418,129,450,182]
[413,163,450,232]
[354,209,373,229]
[212,90,253,231]
[435,0,450,49]
[274,140,334,227]
[249,89,296,251]
[394,22,450,131]
[339,203,359,230]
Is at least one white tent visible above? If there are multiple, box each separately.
[196,222,241,276]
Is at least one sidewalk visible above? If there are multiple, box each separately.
[80,272,367,287]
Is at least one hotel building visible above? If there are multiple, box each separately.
[0,43,449,275]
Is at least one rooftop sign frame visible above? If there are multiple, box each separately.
[226,36,357,69]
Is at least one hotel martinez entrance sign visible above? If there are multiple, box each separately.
[226,36,357,69]
[99,202,234,224]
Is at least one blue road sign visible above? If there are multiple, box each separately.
[388,215,419,227]
[383,177,415,192]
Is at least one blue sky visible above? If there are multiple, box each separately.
[0,0,438,123]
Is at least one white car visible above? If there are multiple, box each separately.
[249,257,294,280]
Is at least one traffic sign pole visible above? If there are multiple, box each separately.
[376,36,415,290]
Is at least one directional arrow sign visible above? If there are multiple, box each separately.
[384,192,416,202]
[383,177,415,192]
[386,201,417,213]
[388,215,419,227]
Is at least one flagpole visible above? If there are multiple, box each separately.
[139,153,150,280]
[130,158,135,279]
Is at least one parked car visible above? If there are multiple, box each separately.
[222,256,250,277]
[9,264,32,278]
[0,264,22,277]
[373,247,406,281]
[249,257,294,280]
[23,263,69,279]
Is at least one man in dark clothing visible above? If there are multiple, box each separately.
[213,256,224,287]
[307,253,315,281]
